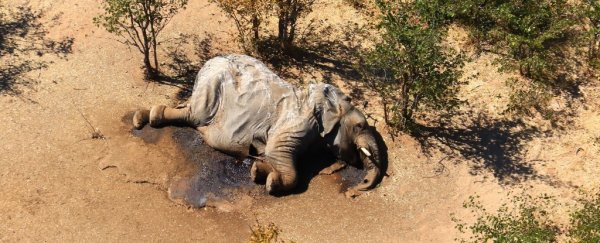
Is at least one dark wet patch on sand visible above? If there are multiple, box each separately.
[127,121,261,209]
[339,166,367,192]
[124,112,367,209]
[122,111,166,144]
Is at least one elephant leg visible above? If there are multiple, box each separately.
[251,159,296,194]
[133,109,150,129]
[250,160,273,184]
[262,154,298,194]
[260,121,313,194]
[133,104,192,129]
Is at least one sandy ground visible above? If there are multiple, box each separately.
[1,0,599,242]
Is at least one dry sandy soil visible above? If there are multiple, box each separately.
[1,0,599,242]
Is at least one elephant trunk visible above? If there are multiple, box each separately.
[353,133,384,191]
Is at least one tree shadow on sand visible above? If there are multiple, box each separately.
[413,110,570,187]
[156,32,223,101]
[0,5,74,96]
[252,21,367,86]
[157,19,368,103]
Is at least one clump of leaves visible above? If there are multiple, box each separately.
[359,0,464,132]
[452,194,561,243]
[249,221,282,243]
[568,191,600,242]
[94,0,188,79]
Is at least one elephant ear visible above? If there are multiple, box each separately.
[319,85,351,137]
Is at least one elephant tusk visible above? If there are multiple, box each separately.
[360,147,372,157]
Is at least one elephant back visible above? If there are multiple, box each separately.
[188,54,302,154]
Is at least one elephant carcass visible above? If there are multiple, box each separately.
[133,54,386,195]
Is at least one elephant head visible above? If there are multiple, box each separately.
[317,85,387,192]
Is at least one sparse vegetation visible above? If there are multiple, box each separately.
[454,191,600,242]
[249,221,284,243]
[209,0,268,52]
[353,0,600,129]
[94,0,188,79]
[583,0,600,67]
[453,194,559,242]
[359,0,464,132]
[568,191,600,242]
[448,0,591,117]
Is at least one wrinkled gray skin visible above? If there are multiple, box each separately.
[133,54,385,195]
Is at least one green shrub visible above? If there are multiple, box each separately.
[359,0,464,132]
[454,191,600,242]
[452,194,560,243]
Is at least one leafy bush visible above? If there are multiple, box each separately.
[94,0,188,79]
[359,0,464,132]
[453,194,560,243]
[211,0,315,52]
[454,191,600,242]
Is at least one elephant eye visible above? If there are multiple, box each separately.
[355,123,364,131]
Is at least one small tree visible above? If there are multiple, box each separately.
[360,0,464,132]
[210,0,270,52]
[94,0,188,79]
[212,0,315,52]
[275,0,315,50]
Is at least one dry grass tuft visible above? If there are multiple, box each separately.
[249,220,285,243]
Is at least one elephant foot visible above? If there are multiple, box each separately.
[149,105,166,127]
[251,160,275,184]
[133,109,150,129]
[250,161,266,184]
[265,170,297,195]
[265,171,284,195]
